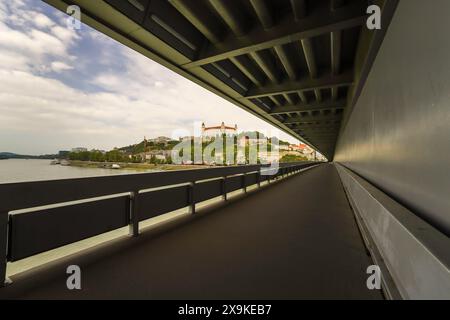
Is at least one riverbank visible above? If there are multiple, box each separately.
[68,160,207,171]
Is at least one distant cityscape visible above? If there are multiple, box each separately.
[62,122,325,166]
[1,122,325,165]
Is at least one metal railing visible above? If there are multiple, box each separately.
[0,161,318,285]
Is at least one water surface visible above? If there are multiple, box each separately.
[0,159,158,183]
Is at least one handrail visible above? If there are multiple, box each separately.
[0,161,319,286]
[0,162,314,212]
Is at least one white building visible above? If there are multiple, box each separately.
[149,136,172,144]
[238,135,267,147]
[202,122,237,140]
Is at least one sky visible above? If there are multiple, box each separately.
[0,0,300,155]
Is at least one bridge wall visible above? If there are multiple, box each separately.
[334,0,450,236]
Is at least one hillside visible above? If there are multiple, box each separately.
[0,152,58,159]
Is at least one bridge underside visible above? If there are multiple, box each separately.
[0,165,382,299]
[44,0,396,160]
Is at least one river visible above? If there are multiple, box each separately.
[0,159,158,183]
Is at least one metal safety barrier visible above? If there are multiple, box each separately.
[0,161,318,285]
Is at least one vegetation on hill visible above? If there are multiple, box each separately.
[0,152,58,160]
[118,139,179,154]
[66,132,296,164]
[280,154,309,162]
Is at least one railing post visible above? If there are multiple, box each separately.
[129,191,140,237]
[1,211,8,287]
[189,182,196,214]
[242,173,247,193]
[221,177,227,201]
[257,170,261,188]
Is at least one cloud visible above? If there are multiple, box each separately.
[50,61,73,72]
[0,1,79,72]
[33,12,55,29]
[0,0,299,155]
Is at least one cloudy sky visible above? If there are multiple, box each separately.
[0,0,299,155]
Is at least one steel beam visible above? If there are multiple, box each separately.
[168,0,221,43]
[301,138,338,142]
[331,30,342,100]
[299,131,339,136]
[208,0,247,36]
[301,37,318,78]
[297,91,308,103]
[331,31,342,75]
[303,141,337,145]
[315,89,323,102]
[268,96,282,107]
[229,56,265,86]
[302,133,338,138]
[301,37,323,103]
[292,124,340,130]
[298,126,340,132]
[244,71,353,99]
[282,93,296,105]
[292,120,341,125]
[183,3,366,68]
[284,113,342,124]
[270,99,345,114]
[250,0,274,30]
[250,50,279,83]
[274,45,297,80]
[290,0,307,21]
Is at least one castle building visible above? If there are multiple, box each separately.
[201,122,237,140]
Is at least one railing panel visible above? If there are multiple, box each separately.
[226,175,243,193]
[195,179,222,203]
[245,172,258,187]
[260,173,269,182]
[139,185,190,221]
[0,165,269,212]
[8,196,130,261]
